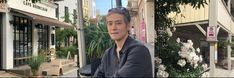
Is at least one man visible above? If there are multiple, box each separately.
[93,7,152,77]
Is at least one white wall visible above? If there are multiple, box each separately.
[217,0,233,34]
[8,0,57,19]
[55,0,77,22]
[2,12,14,69]
[89,0,96,19]
[145,1,154,43]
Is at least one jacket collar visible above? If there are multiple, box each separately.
[113,36,135,54]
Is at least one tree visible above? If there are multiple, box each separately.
[155,0,208,77]
[155,0,207,58]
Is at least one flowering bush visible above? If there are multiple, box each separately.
[156,28,209,77]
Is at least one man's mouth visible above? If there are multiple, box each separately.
[111,32,119,34]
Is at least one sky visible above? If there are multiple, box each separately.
[96,0,128,15]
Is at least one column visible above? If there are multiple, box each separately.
[2,12,14,69]
[208,0,218,77]
[227,34,232,70]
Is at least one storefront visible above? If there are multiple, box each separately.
[0,0,72,69]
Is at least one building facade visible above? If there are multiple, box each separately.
[0,0,70,70]
[127,0,154,44]
[127,0,155,76]
[55,0,96,23]
[169,0,234,76]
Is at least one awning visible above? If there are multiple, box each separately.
[11,9,73,28]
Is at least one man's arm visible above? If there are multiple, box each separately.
[93,59,105,77]
[93,48,110,77]
[113,46,152,77]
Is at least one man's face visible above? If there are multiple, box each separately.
[106,13,130,41]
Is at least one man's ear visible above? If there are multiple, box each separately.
[127,23,131,30]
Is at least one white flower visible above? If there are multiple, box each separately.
[178,46,190,58]
[177,59,186,67]
[157,70,169,77]
[186,52,196,62]
[183,43,193,50]
[158,64,166,71]
[187,40,193,48]
[173,27,176,32]
[201,72,209,77]
[176,38,180,43]
[155,57,162,64]
[199,55,203,63]
[202,64,208,70]
[187,40,193,46]
[193,64,198,68]
[196,48,200,53]
[192,54,200,65]
[166,28,173,37]
[178,51,189,58]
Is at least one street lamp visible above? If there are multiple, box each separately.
[76,0,86,76]
[116,0,122,7]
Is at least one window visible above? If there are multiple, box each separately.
[55,3,59,19]
[65,6,69,17]
[36,24,49,51]
[13,16,32,67]
[51,34,55,45]
[73,9,77,24]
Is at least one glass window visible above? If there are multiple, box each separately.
[13,16,32,67]
[65,6,69,16]
[73,9,77,23]
[55,3,59,19]
[36,24,49,51]
[51,34,55,45]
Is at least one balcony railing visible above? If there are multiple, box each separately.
[0,0,7,12]
[169,4,209,24]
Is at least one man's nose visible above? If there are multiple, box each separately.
[111,24,117,30]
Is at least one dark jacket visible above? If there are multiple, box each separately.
[93,36,152,77]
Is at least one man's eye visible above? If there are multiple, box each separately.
[116,22,122,25]
[108,23,112,26]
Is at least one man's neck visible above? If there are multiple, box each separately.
[115,35,128,52]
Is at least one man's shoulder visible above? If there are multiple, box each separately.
[128,40,146,49]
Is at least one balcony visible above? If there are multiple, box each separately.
[169,3,209,25]
[217,0,234,34]
[127,0,138,17]
[0,0,7,12]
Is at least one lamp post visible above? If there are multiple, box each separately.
[116,0,122,7]
[76,0,86,76]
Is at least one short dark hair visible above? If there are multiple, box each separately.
[107,7,131,24]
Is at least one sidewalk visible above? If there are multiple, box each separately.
[214,60,234,77]
[0,71,22,77]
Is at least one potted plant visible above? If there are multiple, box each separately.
[84,16,113,75]
[27,55,46,76]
